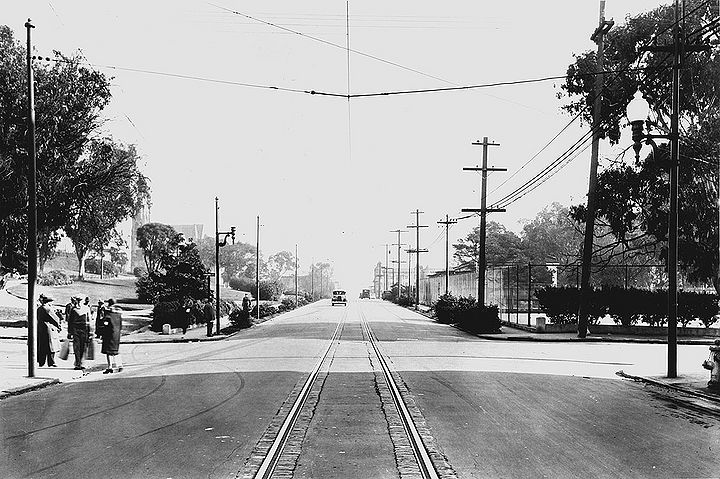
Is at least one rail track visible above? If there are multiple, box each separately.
[242,304,448,479]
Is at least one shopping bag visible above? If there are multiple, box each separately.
[59,340,70,360]
[86,338,95,360]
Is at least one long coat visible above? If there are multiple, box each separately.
[37,305,61,364]
[100,310,122,355]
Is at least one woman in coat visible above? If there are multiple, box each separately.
[100,299,123,374]
[36,294,61,367]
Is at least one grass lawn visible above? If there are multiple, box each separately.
[7,275,150,308]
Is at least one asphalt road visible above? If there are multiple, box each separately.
[1,300,719,478]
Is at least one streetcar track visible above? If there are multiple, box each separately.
[358,307,441,479]
[243,307,348,479]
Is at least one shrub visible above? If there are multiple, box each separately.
[84,258,119,277]
[217,299,238,318]
[679,291,719,328]
[455,304,502,333]
[229,309,252,328]
[433,294,458,324]
[251,303,277,319]
[535,286,579,324]
[151,300,182,331]
[229,276,254,292]
[605,287,645,327]
[39,270,73,286]
[278,297,296,312]
[395,295,414,307]
[133,266,146,277]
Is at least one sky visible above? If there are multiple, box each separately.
[3,0,666,293]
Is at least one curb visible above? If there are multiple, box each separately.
[0,378,60,400]
[616,370,720,404]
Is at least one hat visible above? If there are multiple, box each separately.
[38,294,53,303]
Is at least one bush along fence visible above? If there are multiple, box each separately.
[534,286,719,329]
[431,293,501,334]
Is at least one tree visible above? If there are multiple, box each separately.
[136,223,179,273]
[453,221,526,270]
[267,251,295,280]
[521,203,582,264]
[197,238,263,281]
[558,1,720,291]
[65,139,150,279]
[0,26,113,272]
[136,238,208,304]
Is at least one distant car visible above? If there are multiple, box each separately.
[331,290,347,306]
[360,289,370,299]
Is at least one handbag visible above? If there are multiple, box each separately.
[86,337,95,360]
[702,354,715,370]
[59,339,70,360]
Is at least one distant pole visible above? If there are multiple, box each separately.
[311,261,315,300]
[406,210,428,308]
[256,215,260,321]
[25,19,37,378]
[385,244,389,292]
[390,229,407,298]
[527,262,532,326]
[407,249,412,298]
[295,244,298,307]
[438,215,457,296]
[215,197,221,333]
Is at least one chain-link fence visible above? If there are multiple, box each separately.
[420,263,669,325]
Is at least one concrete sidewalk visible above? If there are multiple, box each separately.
[0,314,235,400]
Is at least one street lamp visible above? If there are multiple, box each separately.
[626,88,679,378]
[214,198,235,335]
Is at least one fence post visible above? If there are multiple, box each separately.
[516,264,520,324]
[527,263,532,326]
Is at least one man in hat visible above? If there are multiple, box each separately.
[67,296,90,370]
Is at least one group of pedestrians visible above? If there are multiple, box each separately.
[36,294,123,374]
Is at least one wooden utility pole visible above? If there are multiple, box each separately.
[578,1,613,338]
[462,137,505,306]
[407,210,428,308]
[25,19,37,378]
[256,216,260,321]
[437,215,457,296]
[390,229,407,297]
[295,244,298,307]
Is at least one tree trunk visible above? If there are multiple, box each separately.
[75,245,87,280]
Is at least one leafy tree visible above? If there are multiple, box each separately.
[197,238,263,281]
[521,203,582,264]
[65,139,149,279]
[0,26,113,272]
[453,221,526,270]
[267,250,295,280]
[136,223,179,273]
[558,1,720,291]
[136,238,208,304]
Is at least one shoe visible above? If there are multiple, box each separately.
[50,364,57,367]
[74,366,85,370]
[118,367,124,372]
[103,369,113,374]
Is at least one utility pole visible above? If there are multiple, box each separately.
[407,210,428,308]
[385,244,389,292]
[406,249,412,299]
[462,137,505,306]
[637,0,707,378]
[25,19,37,378]
[214,199,235,334]
[256,215,260,321]
[295,244,298,307]
[390,229,407,297]
[437,215,457,296]
[311,261,315,300]
[578,1,613,338]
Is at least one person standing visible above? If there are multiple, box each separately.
[67,296,89,370]
[36,294,61,367]
[95,300,106,338]
[203,300,215,337]
[101,299,123,373]
[242,294,251,313]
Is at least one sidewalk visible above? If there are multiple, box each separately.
[411,305,720,404]
[0,314,235,400]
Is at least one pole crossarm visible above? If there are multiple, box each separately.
[461,208,506,213]
[462,167,508,172]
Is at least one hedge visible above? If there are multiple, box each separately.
[534,286,719,327]
[431,293,501,333]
